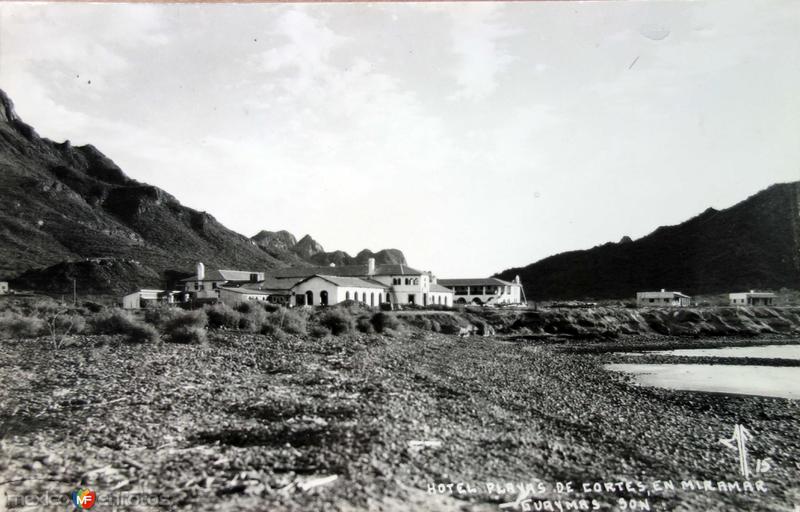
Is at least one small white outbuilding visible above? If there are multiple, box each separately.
[729,291,776,306]
[636,289,691,307]
[122,289,179,309]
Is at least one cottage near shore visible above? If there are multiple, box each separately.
[636,289,691,307]
[729,290,776,306]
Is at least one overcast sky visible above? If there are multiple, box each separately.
[1,2,798,277]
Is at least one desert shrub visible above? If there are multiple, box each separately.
[163,309,207,329]
[54,314,86,334]
[234,301,258,314]
[439,323,461,335]
[404,314,433,331]
[167,325,207,344]
[356,315,374,334]
[92,309,133,334]
[0,300,88,345]
[316,308,355,336]
[239,306,268,333]
[309,324,332,338]
[426,304,453,312]
[370,312,401,333]
[205,303,242,330]
[261,302,281,313]
[0,312,46,339]
[271,308,307,336]
[144,306,183,328]
[82,301,104,313]
[162,309,207,344]
[91,309,159,343]
[31,298,61,314]
[126,322,161,344]
[265,327,290,343]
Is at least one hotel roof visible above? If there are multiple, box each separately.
[181,269,264,282]
[295,275,388,289]
[438,278,515,287]
[266,263,424,279]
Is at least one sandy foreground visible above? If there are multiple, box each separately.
[0,333,798,511]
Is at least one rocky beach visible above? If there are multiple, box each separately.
[1,321,798,511]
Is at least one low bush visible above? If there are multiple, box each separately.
[356,315,374,334]
[163,310,208,344]
[82,301,104,313]
[205,303,242,330]
[239,306,268,333]
[91,309,159,343]
[404,314,433,331]
[144,307,183,329]
[233,301,258,314]
[0,312,45,339]
[426,304,453,311]
[54,314,86,335]
[261,303,281,313]
[370,312,401,333]
[167,325,207,344]
[439,323,462,335]
[269,307,307,336]
[316,308,355,336]
[31,298,61,315]
[309,324,332,338]
[126,322,161,344]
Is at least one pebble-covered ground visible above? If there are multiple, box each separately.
[0,332,798,511]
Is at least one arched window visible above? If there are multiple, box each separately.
[345,291,350,301]
[370,292,375,306]
[306,290,314,306]
[320,290,329,306]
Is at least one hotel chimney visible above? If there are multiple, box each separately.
[367,257,376,276]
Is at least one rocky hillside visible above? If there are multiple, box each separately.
[497,182,800,300]
[0,89,404,294]
[251,231,406,267]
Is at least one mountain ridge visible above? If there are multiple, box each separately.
[496,181,800,300]
[0,89,405,294]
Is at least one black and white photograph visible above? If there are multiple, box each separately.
[0,1,798,510]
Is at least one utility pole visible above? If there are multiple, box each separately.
[72,278,77,306]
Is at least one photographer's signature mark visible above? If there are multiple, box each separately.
[719,424,771,479]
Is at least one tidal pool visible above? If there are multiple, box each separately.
[605,363,800,400]
[622,344,800,360]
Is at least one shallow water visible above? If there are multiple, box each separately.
[605,363,800,400]
[622,344,800,360]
